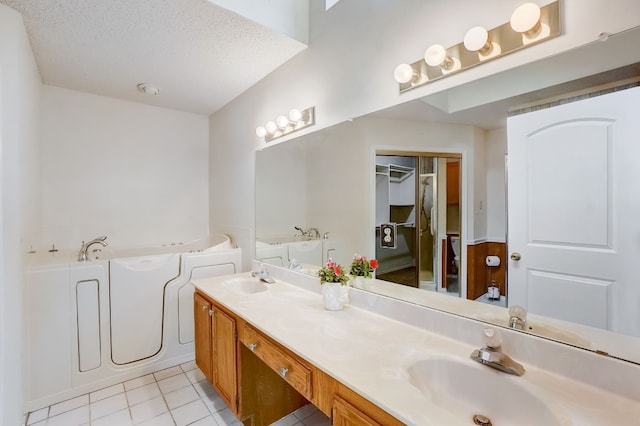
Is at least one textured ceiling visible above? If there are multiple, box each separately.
[2,0,308,115]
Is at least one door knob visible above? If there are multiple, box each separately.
[510,252,522,261]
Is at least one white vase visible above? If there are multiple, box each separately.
[350,276,373,289]
[322,282,349,311]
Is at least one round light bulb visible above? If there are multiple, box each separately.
[424,44,447,67]
[464,26,489,52]
[265,121,278,134]
[510,3,541,33]
[255,126,267,138]
[288,108,302,122]
[393,63,414,84]
[276,115,289,129]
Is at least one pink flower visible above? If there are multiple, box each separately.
[369,259,379,269]
[327,259,336,268]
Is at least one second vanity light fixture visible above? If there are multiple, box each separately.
[394,1,560,92]
[255,106,315,143]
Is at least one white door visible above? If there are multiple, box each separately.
[507,86,640,336]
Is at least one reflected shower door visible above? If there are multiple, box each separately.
[418,157,437,290]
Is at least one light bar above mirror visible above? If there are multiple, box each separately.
[394,1,560,93]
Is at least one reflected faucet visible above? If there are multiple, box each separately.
[288,258,302,271]
[294,226,321,239]
[78,236,108,262]
[252,263,275,283]
[294,226,307,238]
[471,328,525,376]
[307,227,320,239]
[508,305,528,330]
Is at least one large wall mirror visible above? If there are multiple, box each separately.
[256,27,640,365]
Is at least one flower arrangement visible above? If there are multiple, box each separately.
[317,259,350,285]
[349,254,378,278]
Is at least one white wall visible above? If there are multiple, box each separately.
[39,86,210,250]
[210,0,640,263]
[486,128,507,242]
[0,4,41,424]
[255,140,307,240]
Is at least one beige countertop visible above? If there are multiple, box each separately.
[193,272,640,425]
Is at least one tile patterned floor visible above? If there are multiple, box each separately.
[26,361,330,426]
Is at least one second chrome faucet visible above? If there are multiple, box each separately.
[471,328,525,376]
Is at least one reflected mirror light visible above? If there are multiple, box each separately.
[394,63,416,84]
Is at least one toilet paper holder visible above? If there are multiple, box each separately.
[486,255,500,267]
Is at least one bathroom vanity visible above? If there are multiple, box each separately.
[193,269,640,425]
[194,285,402,425]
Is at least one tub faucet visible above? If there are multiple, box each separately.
[471,328,525,376]
[307,227,320,239]
[78,236,108,262]
[252,263,275,283]
[294,226,320,239]
[294,226,308,238]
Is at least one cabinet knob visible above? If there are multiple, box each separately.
[202,305,207,311]
[279,367,288,378]
[208,309,214,316]
[248,343,257,351]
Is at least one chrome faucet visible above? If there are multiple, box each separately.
[77,236,108,262]
[252,263,275,283]
[307,227,321,239]
[471,328,525,376]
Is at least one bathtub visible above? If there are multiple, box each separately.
[25,235,241,411]
[255,237,346,268]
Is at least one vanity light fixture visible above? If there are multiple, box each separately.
[276,115,289,129]
[463,26,502,60]
[510,2,551,44]
[394,0,560,93]
[265,121,278,134]
[393,63,425,84]
[255,106,315,143]
[288,108,303,122]
[424,44,461,73]
[255,126,267,138]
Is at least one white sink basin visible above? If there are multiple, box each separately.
[407,357,564,426]
[220,278,268,294]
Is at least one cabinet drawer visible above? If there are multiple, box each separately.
[241,324,312,399]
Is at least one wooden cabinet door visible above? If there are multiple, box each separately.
[212,306,238,413]
[332,396,383,426]
[194,292,213,382]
